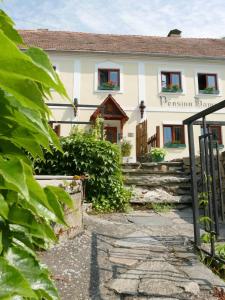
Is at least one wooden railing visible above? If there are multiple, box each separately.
[148,126,160,148]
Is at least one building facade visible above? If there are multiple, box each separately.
[20,29,225,162]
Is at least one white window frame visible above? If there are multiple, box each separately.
[158,67,186,95]
[194,69,222,97]
[94,61,123,93]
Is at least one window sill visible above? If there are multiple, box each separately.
[95,89,124,94]
[196,93,222,98]
[159,92,185,96]
[164,143,186,149]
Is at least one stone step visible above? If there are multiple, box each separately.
[141,162,184,171]
[122,169,184,175]
[125,175,190,187]
[128,185,192,204]
[126,183,191,190]
[122,163,141,169]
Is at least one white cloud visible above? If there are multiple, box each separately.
[1,0,225,38]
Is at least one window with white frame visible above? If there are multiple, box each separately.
[163,125,185,147]
[95,62,123,92]
[98,69,120,90]
[197,73,219,94]
[161,71,182,93]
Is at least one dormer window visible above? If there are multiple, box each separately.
[198,73,219,94]
[98,69,120,90]
[161,71,182,93]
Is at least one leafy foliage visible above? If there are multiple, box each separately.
[216,243,225,258]
[150,147,166,162]
[34,133,131,212]
[0,10,73,299]
[121,139,132,157]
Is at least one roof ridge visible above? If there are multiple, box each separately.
[18,29,224,41]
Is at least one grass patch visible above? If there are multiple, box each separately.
[146,203,174,213]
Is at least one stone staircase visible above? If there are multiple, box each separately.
[123,161,192,204]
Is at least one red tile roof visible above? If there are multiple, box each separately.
[19,30,225,59]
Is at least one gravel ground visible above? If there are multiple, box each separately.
[40,230,119,300]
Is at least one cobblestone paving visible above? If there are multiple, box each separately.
[41,208,225,300]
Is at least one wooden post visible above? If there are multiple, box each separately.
[54,124,61,137]
[156,126,160,147]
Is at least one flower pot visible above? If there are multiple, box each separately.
[152,156,165,162]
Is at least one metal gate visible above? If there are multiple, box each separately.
[183,100,225,261]
[136,120,148,161]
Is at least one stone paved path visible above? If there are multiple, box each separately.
[41,208,225,299]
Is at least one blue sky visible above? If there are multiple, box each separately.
[1,0,225,38]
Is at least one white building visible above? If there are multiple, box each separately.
[20,29,225,161]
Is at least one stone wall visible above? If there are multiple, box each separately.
[183,157,201,175]
[183,153,225,193]
[36,176,83,242]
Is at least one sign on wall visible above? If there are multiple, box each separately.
[160,96,216,109]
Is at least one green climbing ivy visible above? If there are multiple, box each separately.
[0,9,73,299]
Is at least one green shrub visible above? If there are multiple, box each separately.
[34,134,131,212]
[121,139,132,157]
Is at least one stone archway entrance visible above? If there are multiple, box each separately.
[90,94,129,143]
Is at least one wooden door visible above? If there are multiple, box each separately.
[105,127,118,143]
[136,120,148,161]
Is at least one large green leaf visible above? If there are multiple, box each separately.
[0,157,28,199]
[23,163,63,222]
[0,194,8,219]
[0,10,23,45]
[0,10,72,299]
[44,187,67,225]
[6,245,59,300]
[0,72,46,112]
[8,205,57,242]
[0,257,37,299]
[45,185,74,209]
[0,31,67,95]
[26,47,60,86]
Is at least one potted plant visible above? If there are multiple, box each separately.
[201,87,219,94]
[162,84,182,93]
[150,147,166,162]
[121,140,132,163]
[99,81,119,90]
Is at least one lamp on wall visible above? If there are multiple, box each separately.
[74,98,78,116]
[139,100,146,119]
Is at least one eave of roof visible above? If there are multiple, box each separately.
[20,47,225,61]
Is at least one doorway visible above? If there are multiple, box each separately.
[105,126,117,143]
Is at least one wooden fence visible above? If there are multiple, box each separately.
[148,126,160,148]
